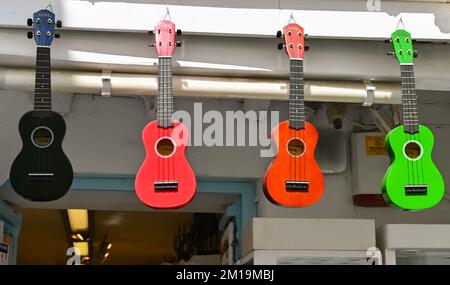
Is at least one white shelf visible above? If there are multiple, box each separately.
[243,218,376,255]
[238,250,380,265]
[377,224,450,265]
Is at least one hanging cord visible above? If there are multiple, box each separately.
[288,11,297,24]
[396,16,405,30]
[45,3,54,12]
[163,6,172,21]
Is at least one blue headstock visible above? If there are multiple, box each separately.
[27,9,61,47]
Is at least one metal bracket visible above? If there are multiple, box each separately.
[101,70,112,97]
[392,105,401,126]
[363,80,376,106]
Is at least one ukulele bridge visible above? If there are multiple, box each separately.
[28,173,54,181]
[285,181,309,192]
[154,181,178,192]
[404,185,428,196]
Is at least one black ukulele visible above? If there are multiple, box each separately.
[9,9,73,201]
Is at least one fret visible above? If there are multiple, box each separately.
[400,64,419,133]
[33,47,52,111]
[288,59,305,130]
[157,56,174,128]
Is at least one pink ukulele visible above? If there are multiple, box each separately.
[135,20,196,209]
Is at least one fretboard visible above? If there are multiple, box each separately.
[34,47,52,111]
[400,64,419,134]
[157,57,174,128]
[289,59,305,130]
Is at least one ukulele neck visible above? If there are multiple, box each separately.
[289,59,305,130]
[400,64,419,134]
[157,56,174,128]
[34,47,52,111]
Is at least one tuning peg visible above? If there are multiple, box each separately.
[277,42,284,50]
[413,50,418,58]
[148,43,155,47]
[304,34,309,41]
[387,51,395,56]
[27,18,33,27]
[276,30,282,38]
[148,30,154,35]
[384,39,391,44]
[304,45,310,52]
[412,39,417,44]
[177,29,182,36]
[176,41,182,47]
[27,31,33,39]
[56,20,62,28]
[55,33,60,39]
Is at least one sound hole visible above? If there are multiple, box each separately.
[156,138,175,157]
[31,127,54,148]
[287,138,305,157]
[404,141,421,160]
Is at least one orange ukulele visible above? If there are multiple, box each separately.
[263,23,324,207]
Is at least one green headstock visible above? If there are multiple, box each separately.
[391,29,415,64]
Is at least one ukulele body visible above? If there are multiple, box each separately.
[135,120,196,209]
[263,121,324,207]
[382,124,444,210]
[10,111,73,201]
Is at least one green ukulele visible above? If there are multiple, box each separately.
[382,29,445,210]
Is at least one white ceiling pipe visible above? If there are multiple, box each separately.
[0,68,401,104]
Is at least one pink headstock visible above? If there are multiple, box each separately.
[282,23,305,59]
[153,20,177,57]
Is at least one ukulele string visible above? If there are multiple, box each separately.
[414,132,419,186]
[301,60,305,183]
[408,65,418,187]
[164,58,167,184]
[287,127,295,180]
[157,56,161,186]
[301,129,305,182]
[164,57,167,183]
[44,47,50,176]
[410,66,420,187]
[169,56,175,183]
[164,57,167,184]
[412,65,425,187]
[298,136,301,184]
[404,65,413,189]
[419,131,425,186]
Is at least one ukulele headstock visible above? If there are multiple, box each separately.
[27,9,62,47]
[151,20,181,57]
[277,23,307,59]
[390,29,416,64]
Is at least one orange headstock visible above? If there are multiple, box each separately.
[280,23,306,59]
[153,20,178,57]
